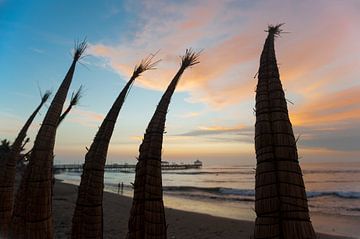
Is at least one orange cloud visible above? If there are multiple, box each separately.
[178,111,202,118]
[291,86,360,126]
[90,0,360,112]
[87,0,360,159]
[65,108,105,128]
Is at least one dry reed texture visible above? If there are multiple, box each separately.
[9,41,87,239]
[58,85,83,126]
[20,86,83,162]
[71,56,159,239]
[127,49,200,239]
[254,25,316,239]
[0,91,50,237]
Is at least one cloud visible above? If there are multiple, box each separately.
[89,0,360,111]
[89,0,262,108]
[296,124,360,151]
[129,135,142,141]
[178,82,360,150]
[288,86,360,151]
[176,124,253,144]
[177,111,202,118]
[178,125,250,136]
[29,47,45,54]
[291,86,360,126]
[86,0,360,159]
[66,108,104,128]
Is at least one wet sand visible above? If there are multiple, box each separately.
[53,181,354,239]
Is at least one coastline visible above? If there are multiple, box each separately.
[53,181,356,239]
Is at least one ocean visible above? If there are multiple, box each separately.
[55,161,360,235]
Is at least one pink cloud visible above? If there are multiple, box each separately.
[291,86,360,127]
[66,108,105,128]
[89,0,360,114]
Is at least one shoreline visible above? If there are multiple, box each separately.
[53,181,356,239]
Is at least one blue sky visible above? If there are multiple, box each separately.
[1,0,359,165]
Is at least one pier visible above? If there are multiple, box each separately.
[53,160,202,174]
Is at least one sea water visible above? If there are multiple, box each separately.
[55,161,360,228]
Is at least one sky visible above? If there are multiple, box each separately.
[0,0,359,166]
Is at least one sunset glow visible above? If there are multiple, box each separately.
[1,0,359,165]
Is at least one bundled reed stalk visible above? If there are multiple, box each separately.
[58,85,83,125]
[127,49,200,239]
[71,55,159,239]
[0,91,51,237]
[20,86,83,163]
[254,25,316,238]
[10,40,87,239]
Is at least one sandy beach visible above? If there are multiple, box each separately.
[53,181,355,239]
